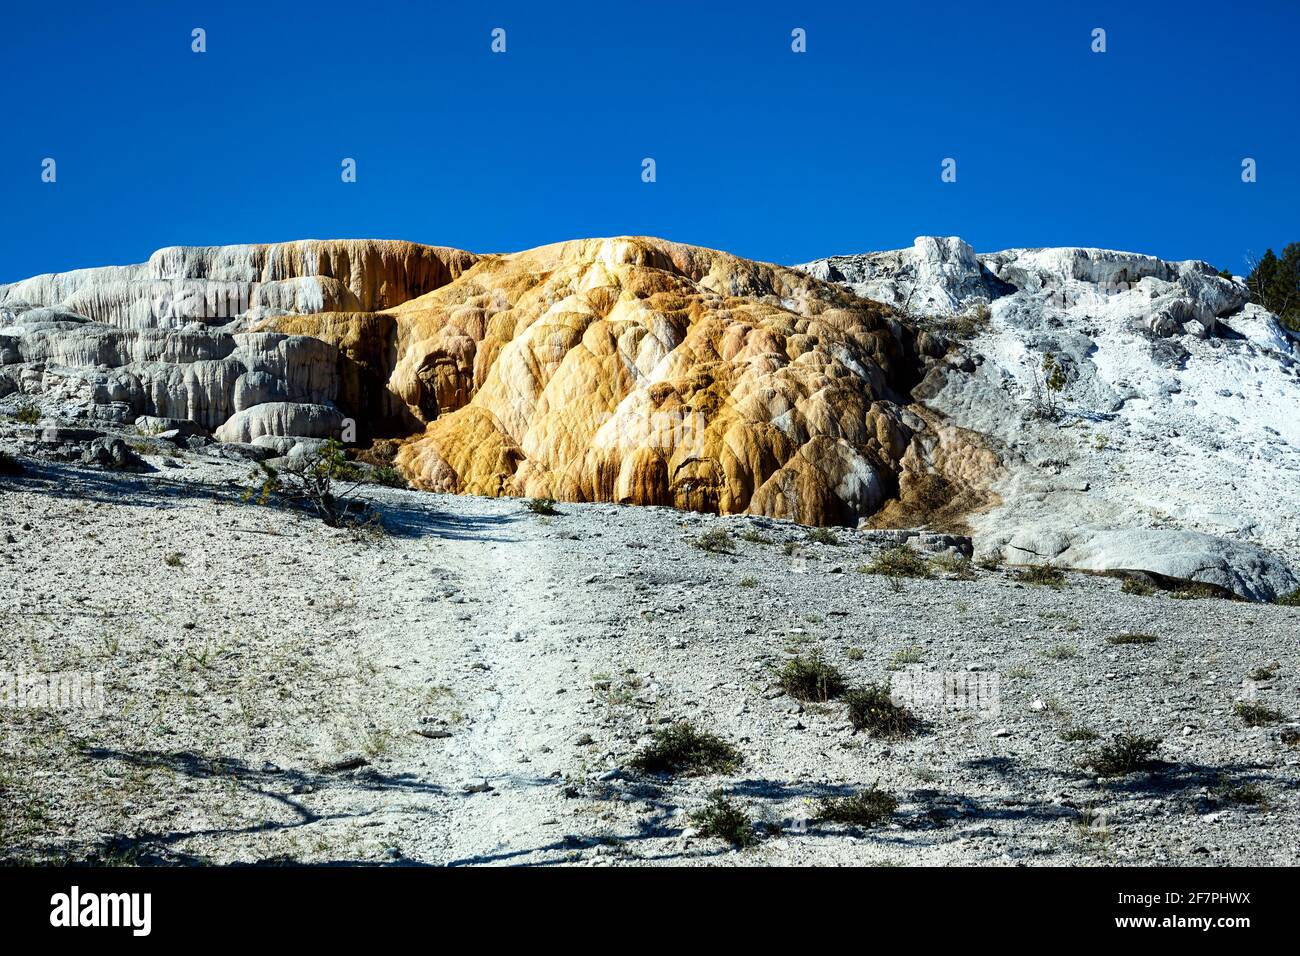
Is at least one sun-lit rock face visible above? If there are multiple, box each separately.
[269,237,988,526]
[2,234,1000,528]
[0,239,478,329]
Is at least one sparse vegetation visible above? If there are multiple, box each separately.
[859,546,931,579]
[164,552,184,568]
[245,439,383,531]
[1032,351,1068,418]
[1043,643,1078,660]
[844,647,865,662]
[929,552,975,579]
[1080,733,1162,776]
[1107,632,1158,645]
[976,553,1003,571]
[691,794,756,847]
[886,645,925,670]
[1215,778,1269,808]
[1275,588,1300,607]
[1247,663,1280,682]
[628,722,742,777]
[364,465,408,489]
[1018,564,1066,588]
[1234,701,1284,727]
[1121,578,1158,597]
[930,301,992,339]
[11,400,41,425]
[1060,726,1100,742]
[778,653,847,702]
[806,527,840,546]
[815,787,898,828]
[738,529,772,545]
[738,575,758,588]
[693,527,736,554]
[526,497,560,516]
[1075,803,1111,845]
[1169,582,1226,601]
[845,683,919,738]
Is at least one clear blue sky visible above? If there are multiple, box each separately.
[2,0,1296,283]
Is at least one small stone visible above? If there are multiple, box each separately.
[322,753,368,773]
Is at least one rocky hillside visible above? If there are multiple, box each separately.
[3,235,1298,599]
[1,237,995,529]
[801,238,1300,600]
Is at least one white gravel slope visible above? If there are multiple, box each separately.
[2,454,1298,867]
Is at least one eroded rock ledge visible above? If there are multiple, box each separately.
[1,236,997,531]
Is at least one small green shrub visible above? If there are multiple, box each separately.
[1234,701,1284,727]
[693,527,735,554]
[1275,588,1300,607]
[845,684,919,738]
[1106,633,1158,645]
[629,722,742,777]
[1247,663,1280,682]
[1121,578,1157,597]
[806,527,840,546]
[12,400,40,425]
[691,794,756,847]
[1215,779,1268,807]
[526,497,560,515]
[164,552,184,568]
[930,552,975,579]
[778,653,847,702]
[859,546,931,579]
[246,439,378,530]
[931,301,992,339]
[1018,564,1066,588]
[738,529,772,545]
[1060,726,1100,742]
[1043,643,1078,660]
[366,465,409,489]
[1080,733,1161,776]
[1170,582,1225,600]
[738,575,758,588]
[815,787,898,828]
[886,645,925,670]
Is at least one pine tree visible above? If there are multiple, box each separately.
[1246,246,1300,330]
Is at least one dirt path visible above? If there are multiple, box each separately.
[348,498,602,865]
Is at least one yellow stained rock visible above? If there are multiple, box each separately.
[264,236,999,527]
